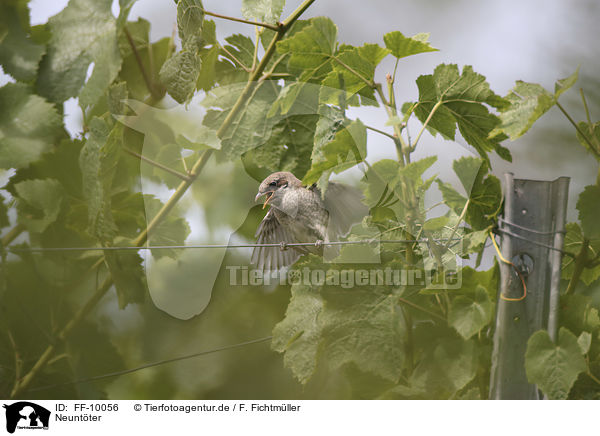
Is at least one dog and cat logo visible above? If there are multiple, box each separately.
[3,402,50,433]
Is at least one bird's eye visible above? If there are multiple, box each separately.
[269,181,277,187]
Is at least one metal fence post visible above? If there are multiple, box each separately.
[489,173,570,400]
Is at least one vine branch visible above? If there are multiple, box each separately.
[202,9,280,32]
[124,147,192,182]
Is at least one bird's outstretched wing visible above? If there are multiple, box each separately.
[321,182,369,238]
[251,209,300,271]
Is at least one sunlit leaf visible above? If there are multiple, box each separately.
[491,69,579,140]
[37,0,123,110]
[383,31,437,59]
[525,328,586,400]
[0,83,62,169]
[242,0,285,24]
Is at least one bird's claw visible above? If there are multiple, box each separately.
[279,242,288,251]
[314,240,323,248]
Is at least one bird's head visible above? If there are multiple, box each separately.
[255,171,302,209]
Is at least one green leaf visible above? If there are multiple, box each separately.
[36,0,122,110]
[159,0,205,103]
[197,44,219,91]
[160,49,202,104]
[277,17,337,82]
[118,19,169,100]
[577,185,600,239]
[242,0,285,24]
[438,159,501,230]
[272,283,324,384]
[79,117,123,241]
[215,34,256,85]
[66,320,126,398]
[104,248,146,309]
[320,44,380,106]
[357,43,391,66]
[0,83,63,169]
[578,332,592,355]
[14,178,65,233]
[554,68,579,98]
[448,286,493,339]
[245,114,319,178]
[436,179,467,212]
[0,1,45,81]
[453,156,484,195]
[383,31,438,59]
[562,223,600,285]
[491,69,579,140]
[176,0,204,44]
[143,195,190,260]
[409,328,478,398]
[303,119,367,186]
[319,269,406,382]
[575,121,600,157]
[414,64,508,162]
[525,328,587,400]
[560,294,600,335]
[202,82,280,159]
[466,173,501,230]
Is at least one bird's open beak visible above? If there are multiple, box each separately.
[255,191,274,209]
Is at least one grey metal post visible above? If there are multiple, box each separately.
[489,174,570,400]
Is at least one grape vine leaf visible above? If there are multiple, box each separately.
[413,64,509,162]
[271,282,324,384]
[383,31,438,59]
[490,69,579,140]
[0,0,45,81]
[0,83,62,169]
[319,283,407,382]
[575,121,600,158]
[79,118,123,241]
[118,18,169,101]
[320,44,382,106]
[159,0,205,104]
[561,223,600,285]
[437,157,501,230]
[577,184,600,239]
[36,0,123,110]
[448,286,493,339]
[202,82,279,159]
[143,195,191,260]
[245,114,319,178]
[14,178,65,233]
[408,327,478,398]
[277,16,338,82]
[560,294,600,335]
[104,248,146,309]
[525,327,587,400]
[241,0,285,24]
[303,119,367,187]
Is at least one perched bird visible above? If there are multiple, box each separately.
[251,171,367,270]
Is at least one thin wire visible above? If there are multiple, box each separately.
[26,336,273,393]
[498,217,566,236]
[4,238,462,253]
[494,227,574,257]
[489,231,527,302]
